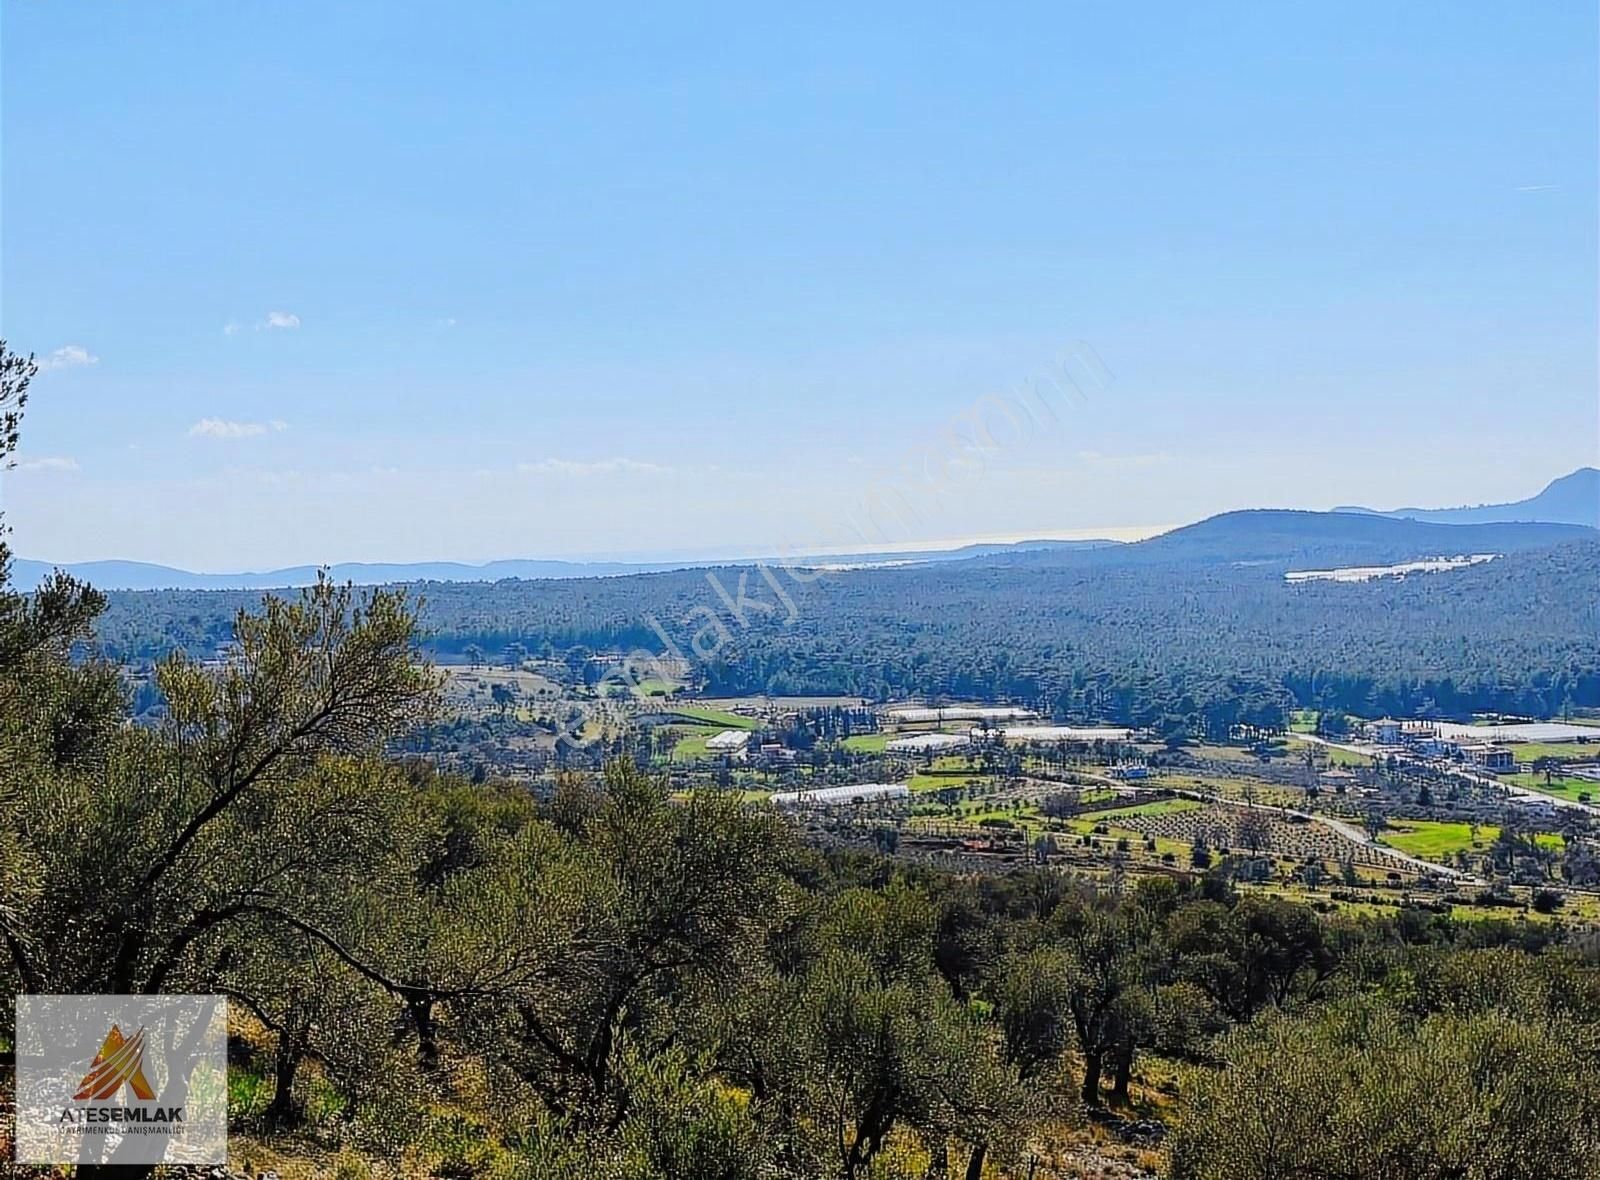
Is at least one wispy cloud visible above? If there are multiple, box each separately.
[12,455,80,472]
[189,417,290,439]
[1515,184,1559,193]
[225,311,302,334]
[517,457,671,477]
[1075,449,1170,470]
[39,344,99,371]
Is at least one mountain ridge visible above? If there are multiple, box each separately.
[1334,467,1599,527]
[10,538,1118,592]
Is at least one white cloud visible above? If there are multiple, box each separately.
[189,417,290,439]
[517,457,671,477]
[39,344,99,371]
[1516,184,1559,193]
[12,455,80,472]
[1074,449,1171,470]
[225,311,301,333]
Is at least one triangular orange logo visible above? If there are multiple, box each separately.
[73,1024,156,1102]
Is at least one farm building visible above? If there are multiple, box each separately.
[1464,745,1515,773]
[980,724,1133,743]
[886,705,1037,724]
[1366,718,1404,744]
[885,732,970,754]
[705,730,751,753]
[769,783,910,807]
[1111,764,1151,780]
[1432,721,1597,745]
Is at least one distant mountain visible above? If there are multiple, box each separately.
[10,538,1119,593]
[7,557,665,593]
[1335,468,1600,528]
[1014,510,1598,569]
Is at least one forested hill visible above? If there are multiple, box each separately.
[1084,510,1593,567]
[91,529,1600,732]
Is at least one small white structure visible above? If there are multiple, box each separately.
[1366,718,1404,745]
[885,732,969,754]
[887,705,1037,724]
[979,724,1132,743]
[705,730,751,752]
[769,783,910,807]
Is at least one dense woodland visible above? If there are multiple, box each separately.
[7,568,1600,1178]
[93,532,1600,734]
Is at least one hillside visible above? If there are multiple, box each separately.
[1336,467,1600,528]
[1103,509,1596,567]
[91,535,1600,728]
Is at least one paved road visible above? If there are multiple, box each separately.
[1049,767,1480,883]
[1289,732,1600,818]
[1176,785,1481,883]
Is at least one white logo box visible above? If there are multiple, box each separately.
[14,994,228,1166]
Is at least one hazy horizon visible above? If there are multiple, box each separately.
[4,4,1595,569]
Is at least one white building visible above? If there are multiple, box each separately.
[705,730,751,752]
[886,705,1037,724]
[885,732,970,754]
[769,783,910,807]
[1432,721,1597,745]
[1366,718,1404,745]
[979,724,1133,743]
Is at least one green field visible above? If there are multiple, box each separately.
[667,724,728,760]
[1060,816,1191,860]
[842,733,890,753]
[1383,819,1565,861]
[905,769,990,794]
[1289,709,1320,734]
[1504,741,1600,762]
[1081,798,1204,820]
[1382,820,1492,860]
[670,705,759,730]
[1504,772,1597,804]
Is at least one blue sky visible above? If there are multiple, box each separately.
[3,2,1595,569]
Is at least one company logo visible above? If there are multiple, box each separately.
[73,1024,157,1102]
[14,994,228,1165]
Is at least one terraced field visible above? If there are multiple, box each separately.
[1109,801,1423,875]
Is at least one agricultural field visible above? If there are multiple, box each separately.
[905,768,993,794]
[668,726,728,760]
[1107,799,1425,878]
[1381,819,1565,861]
[1505,771,1598,803]
[1506,741,1600,761]
[1185,743,1264,763]
[1085,798,1205,821]
[441,666,565,711]
[669,704,760,729]
[842,733,891,753]
[1284,735,1374,767]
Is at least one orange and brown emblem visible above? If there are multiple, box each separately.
[73,1024,156,1102]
